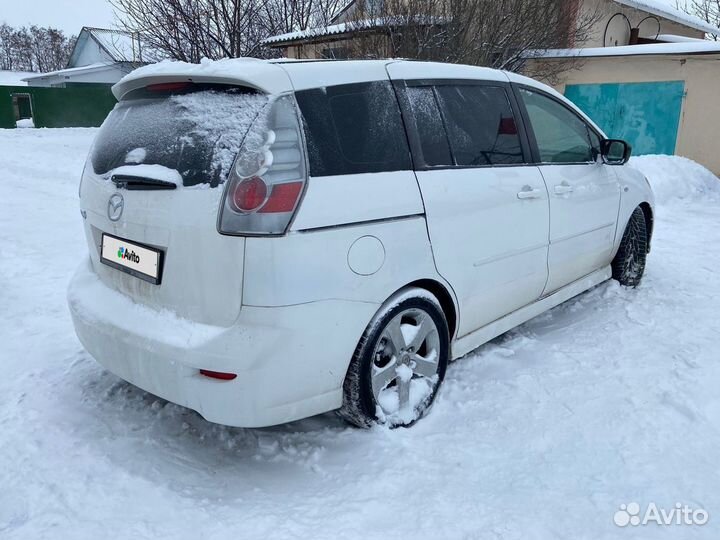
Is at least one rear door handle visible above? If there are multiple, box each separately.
[554,183,574,195]
[517,186,543,200]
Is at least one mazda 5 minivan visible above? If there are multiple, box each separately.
[68,59,654,428]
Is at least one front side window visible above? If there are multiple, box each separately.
[295,81,411,177]
[434,85,525,167]
[520,88,596,164]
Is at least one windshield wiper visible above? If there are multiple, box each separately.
[111,175,178,191]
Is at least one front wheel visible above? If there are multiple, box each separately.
[612,207,648,287]
[338,289,450,428]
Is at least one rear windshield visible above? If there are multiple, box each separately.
[91,84,268,187]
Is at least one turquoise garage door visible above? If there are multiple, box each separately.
[564,81,685,156]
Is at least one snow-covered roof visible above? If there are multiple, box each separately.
[0,70,33,86]
[22,62,118,82]
[525,41,720,59]
[263,17,440,46]
[612,0,720,36]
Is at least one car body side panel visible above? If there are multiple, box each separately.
[414,167,550,337]
[539,161,621,295]
[612,166,656,255]
[290,171,425,231]
[243,216,444,308]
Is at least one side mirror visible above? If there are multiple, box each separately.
[601,139,632,165]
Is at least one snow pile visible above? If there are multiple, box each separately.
[629,154,720,204]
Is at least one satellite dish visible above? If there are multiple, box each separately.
[604,13,632,47]
[637,15,661,41]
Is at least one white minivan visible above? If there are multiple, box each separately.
[68,59,654,428]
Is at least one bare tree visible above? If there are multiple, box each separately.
[676,0,720,40]
[334,0,600,82]
[112,0,347,61]
[261,0,347,36]
[0,23,75,72]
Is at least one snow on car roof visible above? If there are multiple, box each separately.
[115,58,518,97]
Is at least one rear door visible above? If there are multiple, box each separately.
[392,75,550,337]
[515,86,621,294]
[79,83,272,326]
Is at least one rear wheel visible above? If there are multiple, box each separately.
[612,207,648,287]
[338,289,450,428]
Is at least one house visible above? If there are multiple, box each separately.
[264,0,719,59]
[0,27,148,128]
[265,0,720,174]
[23,27,148,87]
[522,1,720,174]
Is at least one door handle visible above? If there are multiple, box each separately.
[517,186,543,200]
[554,183,574,195]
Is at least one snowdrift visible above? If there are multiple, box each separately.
[629,154,720,205]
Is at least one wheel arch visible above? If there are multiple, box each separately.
[638,202,654,253]
[402,279,458,341]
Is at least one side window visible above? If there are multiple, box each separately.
[295,81,411,177]
[434,85,525,167]
[519,88,595,164]
[405,85,453,167]
[587,127,602,159]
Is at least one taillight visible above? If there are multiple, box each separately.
[230,176,268,213]
[218,95,307,235]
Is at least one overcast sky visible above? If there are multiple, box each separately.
[1,0,682,37]
[1,0,116,35]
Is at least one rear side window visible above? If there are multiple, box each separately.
[295,81,411,177]
[434,85,525,167]
[91,84,267,187]
[519,88,596,164]
[405,85,453,167]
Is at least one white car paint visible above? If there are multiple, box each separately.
[68,59,655,427]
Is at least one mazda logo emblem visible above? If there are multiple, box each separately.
[108,193,124,222]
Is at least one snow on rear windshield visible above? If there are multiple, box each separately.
[91,86,269,188]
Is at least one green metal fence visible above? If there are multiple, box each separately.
[0,84,117,129]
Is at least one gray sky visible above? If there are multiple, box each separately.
[1,0,116,36]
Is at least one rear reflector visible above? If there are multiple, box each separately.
[199,369,238,381]
[258,181,304,213]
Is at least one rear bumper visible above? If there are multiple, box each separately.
[67,259,377,427]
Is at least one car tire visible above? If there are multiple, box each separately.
[338,288,450,428]
[612,207,648,287]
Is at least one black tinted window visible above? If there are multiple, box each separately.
[435,85,524,166]
[405,85,453,167]
[520,88,595,164]
[295,81,411,177]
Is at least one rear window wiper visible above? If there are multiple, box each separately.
[111,175,178,191]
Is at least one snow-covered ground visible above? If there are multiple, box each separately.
[2,128,720,540]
